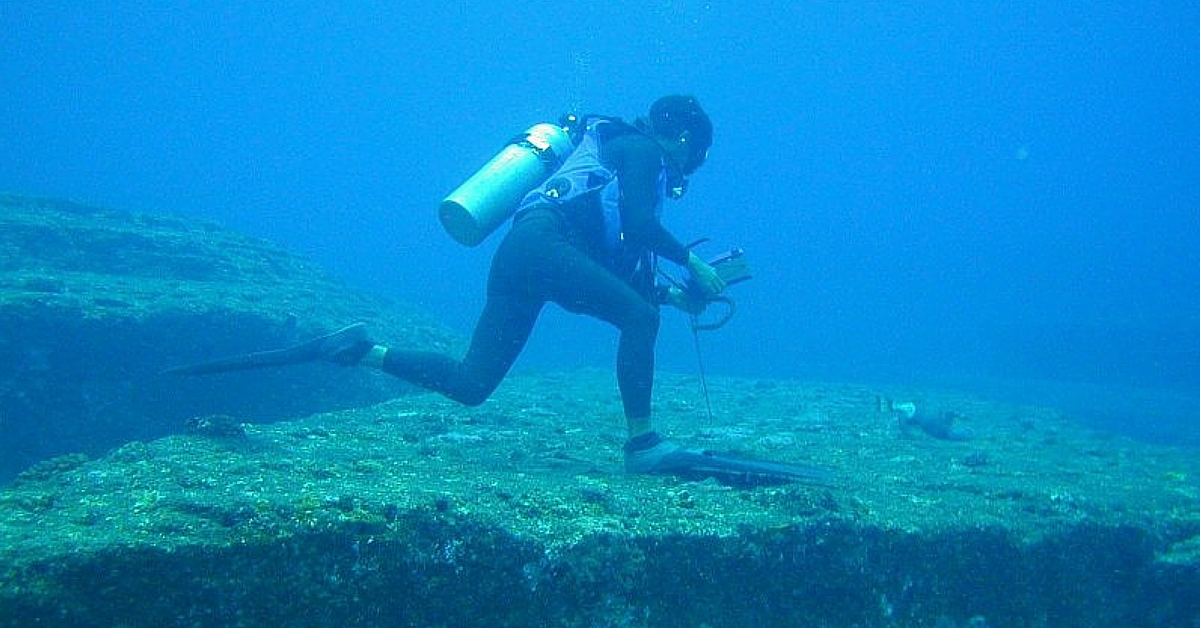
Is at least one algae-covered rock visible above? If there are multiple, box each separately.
[1,371,1198,627]
[0,194,462,481]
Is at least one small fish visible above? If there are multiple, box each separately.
[879,397,973,441]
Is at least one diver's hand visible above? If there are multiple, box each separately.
[686,251,727,297]
[665,286,707,315]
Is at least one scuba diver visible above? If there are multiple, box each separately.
[169,95,828,487]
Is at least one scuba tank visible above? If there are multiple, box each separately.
[439,121,577,246]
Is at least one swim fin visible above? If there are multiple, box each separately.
[164,323,370,375]
[626,433,832,487]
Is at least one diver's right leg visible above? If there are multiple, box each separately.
[368,217,548,405]
[372,293,541,406]
[350,210,549,405]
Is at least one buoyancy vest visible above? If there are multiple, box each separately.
[516,117,670,272]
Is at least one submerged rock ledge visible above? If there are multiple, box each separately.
[0,194,461,481]
[2,370,1197,627]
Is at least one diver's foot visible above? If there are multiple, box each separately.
[317,323,374,366]
[624,431,833,486]
[623,431,686,475]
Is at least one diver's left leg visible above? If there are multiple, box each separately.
[548,253,661,438]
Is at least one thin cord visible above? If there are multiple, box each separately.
[689,315,715,423]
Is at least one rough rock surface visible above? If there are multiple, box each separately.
[0,194,461,481]
[3,195,1198,627]
[1,370,1198,627]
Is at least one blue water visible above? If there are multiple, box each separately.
[2,2,1197,444]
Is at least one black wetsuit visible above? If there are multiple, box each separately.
[382,130,689,419]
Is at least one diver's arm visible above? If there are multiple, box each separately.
[609,134,725,296]
[685,250,725,296]
[607,134,690,266]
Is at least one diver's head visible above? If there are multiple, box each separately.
[644,94,712,176]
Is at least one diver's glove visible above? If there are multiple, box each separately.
[686,251,727,297]
[684,249,751,301]
[663,285,708,315]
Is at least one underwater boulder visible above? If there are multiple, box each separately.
[0,194,462,482]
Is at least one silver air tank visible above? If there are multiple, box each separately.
[439,122,575,247]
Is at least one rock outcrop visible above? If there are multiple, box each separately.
[0,194,461,481]
[1,371,1198,627]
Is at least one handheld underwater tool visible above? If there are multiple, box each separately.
[660,244,752,331]
[682,248,751,331]
[659,244,753,423]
